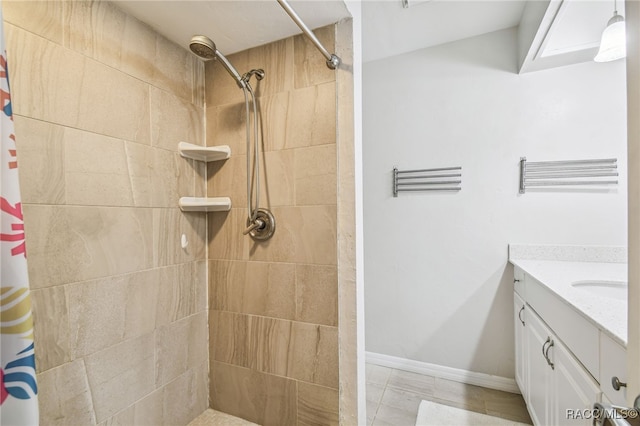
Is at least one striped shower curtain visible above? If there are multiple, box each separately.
[0,1,40,424]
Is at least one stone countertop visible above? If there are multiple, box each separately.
[509,258,627,346]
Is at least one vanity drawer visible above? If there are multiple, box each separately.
[526,276,600,381]
[600,332,627,406]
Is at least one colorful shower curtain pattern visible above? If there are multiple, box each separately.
[0,2,40,424]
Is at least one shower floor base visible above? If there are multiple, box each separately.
[188,409,259,426]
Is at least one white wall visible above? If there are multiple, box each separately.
[363,27,627,379]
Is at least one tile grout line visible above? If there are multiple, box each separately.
[369,366,392,426]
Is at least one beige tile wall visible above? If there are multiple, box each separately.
[207,25,342,426]
[3,1,208,424]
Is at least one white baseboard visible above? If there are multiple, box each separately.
[366,351,521,394]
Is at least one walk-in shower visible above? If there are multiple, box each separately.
[189,1,341,240]
[189,35,276,241]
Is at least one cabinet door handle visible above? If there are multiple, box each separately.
[612,376,627,391]
[518,305,525,326]
[514,278,521,283]
[542,337,550,359]
[545,339,555,370]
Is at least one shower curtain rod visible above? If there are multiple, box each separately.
[276,0,341,70]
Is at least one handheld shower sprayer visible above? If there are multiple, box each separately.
[188,35,275,241]
[189,35,246,89]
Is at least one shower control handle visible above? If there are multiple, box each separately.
[243,218,265,235]
[245,209,276,241]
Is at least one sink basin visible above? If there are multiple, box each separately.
[571,280,627,301]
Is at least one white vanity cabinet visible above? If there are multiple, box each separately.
[525,305,554,426]
[514,292,526,392]
[514,267,601,426]
[600,333,628,406]
[547,317,601,426]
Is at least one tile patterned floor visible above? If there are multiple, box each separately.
[188,364,532,426]
[366,363,533,426]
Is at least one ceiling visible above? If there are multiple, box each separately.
[519,0,625,72]
[113,0,622,69]
[114,0,351,56]
[361,0,527,62]
[542,1,614,57]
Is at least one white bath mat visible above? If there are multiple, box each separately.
[415,400,530,426]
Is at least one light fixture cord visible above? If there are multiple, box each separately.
[613,0,617,15]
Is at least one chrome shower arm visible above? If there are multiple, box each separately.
[276,0,341,69]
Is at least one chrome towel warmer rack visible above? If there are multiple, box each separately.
[519,157,618,194]
[393,166,462,197]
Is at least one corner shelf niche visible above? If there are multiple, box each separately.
[179,196,231,212]
[178,142,230,162]
[178,141,232,213]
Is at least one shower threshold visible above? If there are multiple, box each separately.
[188,409,259,426]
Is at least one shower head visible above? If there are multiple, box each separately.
[189,35,217,60]
[189,35,246,89]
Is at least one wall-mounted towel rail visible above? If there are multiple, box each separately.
[519,157,618,194]
[393,166,462,197]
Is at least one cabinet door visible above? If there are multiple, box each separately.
[550,338,601,426]
[514,292,527,392]
[600,332,627,406]
[527,307,554,426]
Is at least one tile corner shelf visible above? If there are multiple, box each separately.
[178,142,231,162]
[179,197,231,212]
[178,142,232,213]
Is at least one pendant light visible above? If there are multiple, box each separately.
[594,0,626,62]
